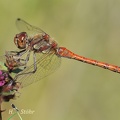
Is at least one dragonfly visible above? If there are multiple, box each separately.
[4,18,120,87]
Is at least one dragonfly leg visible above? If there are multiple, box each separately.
[14,52,37,79]
[17,50,31,69]
[32,52,37,73]
[24,50,30,64]
[16,50,31,68]
[10,49,27,56]
[20,51,37,73]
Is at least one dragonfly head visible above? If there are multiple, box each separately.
[14,32,28,49]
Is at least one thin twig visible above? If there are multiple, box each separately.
[0,96,6,120]
[0,96,2,120]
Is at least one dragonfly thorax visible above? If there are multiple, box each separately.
[30,33,58,53]
[32,40,51,53]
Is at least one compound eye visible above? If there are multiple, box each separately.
[14,32,28,49]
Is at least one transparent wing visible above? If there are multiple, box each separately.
[0,55,6,63]
[15,52,61,87]
[16,18,46,37]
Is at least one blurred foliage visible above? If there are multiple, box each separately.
[0,0,120,120]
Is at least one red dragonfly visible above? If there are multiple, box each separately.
[4,18,120,87]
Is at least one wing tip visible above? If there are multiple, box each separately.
[17,18,21,21]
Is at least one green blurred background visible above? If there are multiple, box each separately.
[1,0,120,120]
